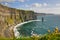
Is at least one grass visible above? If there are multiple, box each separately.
[0,27,60,40]
[16,33,60,40]
[0,33,60,40]
[0,37,13,40]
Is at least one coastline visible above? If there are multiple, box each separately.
[13,20,41,38]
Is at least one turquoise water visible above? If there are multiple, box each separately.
[17,15,60,36]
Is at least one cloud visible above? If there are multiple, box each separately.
[26,6,60,14]
[18,0,25,2]
[25,3,48,8]
[0,0,28,2]
[56,3,60,6]
[18,0,29,2]
[1,2,9,6]
[4,3,8,6]
[31,3,42,7]
[43,3,48,6]
[25,4,29,7]
[1,0,29,2]
[24,3,60,14]
[30,3,48,7]
[34,7,60,14]
[0,0,15,2]
[24,3,42,8]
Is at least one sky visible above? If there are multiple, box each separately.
[0,0,60,14]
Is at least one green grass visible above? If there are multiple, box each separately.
[0,33,60,40]
[12,33,60,40]
[0,37,13,40]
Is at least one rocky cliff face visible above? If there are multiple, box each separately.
[0,4,36,38]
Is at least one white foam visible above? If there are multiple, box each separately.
[13,20,42,38]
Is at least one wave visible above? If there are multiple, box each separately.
[13,20,45,38]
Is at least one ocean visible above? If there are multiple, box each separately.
[16,15,60,36]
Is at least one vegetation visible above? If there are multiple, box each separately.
[0,27,60,40]
[0,33,60,40]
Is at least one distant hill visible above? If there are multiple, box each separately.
[34,13,54,16]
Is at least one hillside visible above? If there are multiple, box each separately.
[0,4,36,38]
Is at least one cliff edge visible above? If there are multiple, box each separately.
[0,4,36,38]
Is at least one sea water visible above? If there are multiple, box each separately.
[15,15,60,36]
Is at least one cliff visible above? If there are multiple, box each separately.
[0,4,36,38]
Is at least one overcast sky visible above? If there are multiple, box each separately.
[0,0,60,14]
